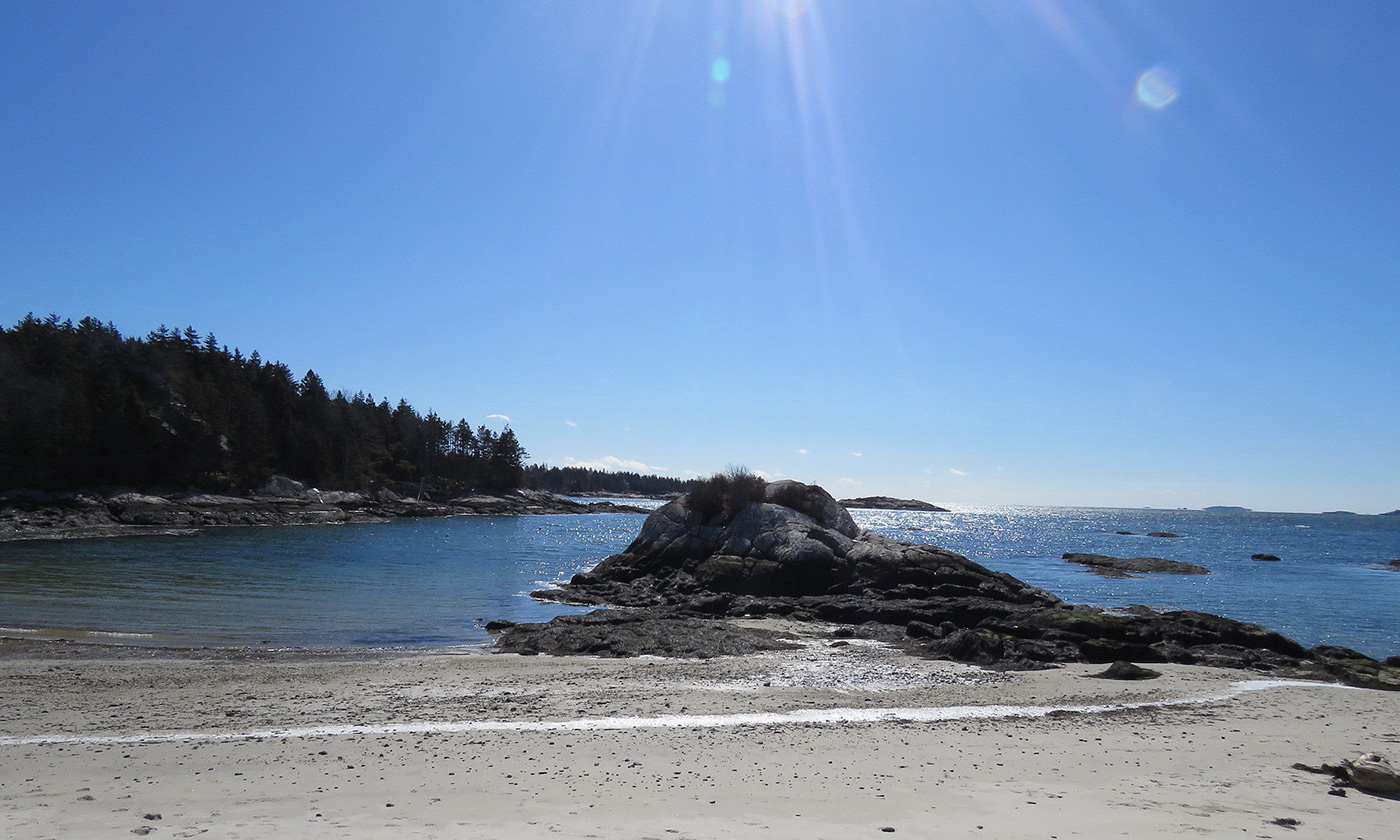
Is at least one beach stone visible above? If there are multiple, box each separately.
[1090,661,1161,680]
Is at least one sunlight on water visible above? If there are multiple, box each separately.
[852,506,1400,658]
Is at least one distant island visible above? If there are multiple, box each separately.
[1203,506,1251,512]
[837,496,949,512]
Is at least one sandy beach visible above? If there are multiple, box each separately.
[2,629,1397,839]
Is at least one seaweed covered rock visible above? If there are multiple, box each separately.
[494,610,801,659]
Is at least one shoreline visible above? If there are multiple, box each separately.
[0,488,650,543]
[2,635,1397,838]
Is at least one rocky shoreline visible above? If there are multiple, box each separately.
[497,479,1400,690]
[0,481,649,543]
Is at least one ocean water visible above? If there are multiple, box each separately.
[0,503,1396,657]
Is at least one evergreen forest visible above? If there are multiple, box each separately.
[0,315,529,494]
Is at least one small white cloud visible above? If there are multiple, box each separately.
[839,477,860,485]
[565,420,577,428]
[563,455,668,473]
[851,452,863,458]
[753,469,784,480]
[797,448,808,455]
[949,468,967,476]
[922,467,932,474]
[486,413,510,422]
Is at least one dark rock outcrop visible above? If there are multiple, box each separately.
[1063,553,1210,575]
[837,496,949,512]
[509,480,1400,689]
[494,610,801,658]
[1252,553,1283,562]
[546,480,1056,615]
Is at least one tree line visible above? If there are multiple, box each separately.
[522,465,695,497]
[0,315,527,493]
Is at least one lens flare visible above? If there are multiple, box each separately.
[1135,65,1180,109]
[710,56,732,84]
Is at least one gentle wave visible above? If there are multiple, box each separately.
[0,626,159,641]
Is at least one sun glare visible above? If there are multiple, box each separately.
[765,0,812,22]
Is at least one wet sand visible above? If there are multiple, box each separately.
[1,632,1397,839]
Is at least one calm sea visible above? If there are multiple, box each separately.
[0,502,1396,658]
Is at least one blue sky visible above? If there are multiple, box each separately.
[2,1,1397,512]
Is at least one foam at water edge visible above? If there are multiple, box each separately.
[0,679,1347,747]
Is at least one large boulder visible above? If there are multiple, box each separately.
[563,480,1057,607]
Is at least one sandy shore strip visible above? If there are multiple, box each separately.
[2,634,1397,839]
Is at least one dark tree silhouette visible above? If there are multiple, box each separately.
[0,315,530,494]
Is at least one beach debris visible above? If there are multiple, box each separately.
[1268,817,1301,829]
[1294,753,1400,797]
[1340,753,1400,797]
[1089,661,1161,681]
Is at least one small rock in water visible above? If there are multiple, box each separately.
[1252,553,1283,562]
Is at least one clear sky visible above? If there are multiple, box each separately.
[2,1,1397,513]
